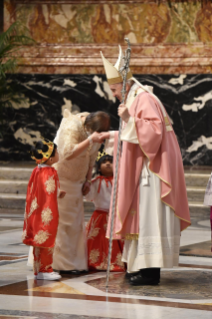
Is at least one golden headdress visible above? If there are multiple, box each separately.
[100,45,133,85]
[96,150,112,163]
[31,139,54,164]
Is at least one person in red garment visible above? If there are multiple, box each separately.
[85,151,125,271]
[22,139,66,280]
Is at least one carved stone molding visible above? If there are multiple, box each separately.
[14,0,160,3]
[13,43,212,74]
[13,0,207,3]
[16,43,212,58]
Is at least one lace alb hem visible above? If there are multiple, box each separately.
[137,236,180,256]
[122,237,180,270]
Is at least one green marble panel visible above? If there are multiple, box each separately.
[166,2,201,43]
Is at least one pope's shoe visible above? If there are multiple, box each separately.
[36,271,61,280]
[130,274,159,286]
[125,271,140,279]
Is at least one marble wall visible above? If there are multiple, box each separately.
[4,1,212,44]
[1,73,212,165]
[2,1,212,165]
[4,0,212,74]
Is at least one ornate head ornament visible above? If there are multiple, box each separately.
[31,139,54,164]
[96,150,110,163]
[100,45,133,85]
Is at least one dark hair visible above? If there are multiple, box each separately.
[84,111,110,133]
[30,139,57,162]
[51,143,57,158]
[95,154,113,176]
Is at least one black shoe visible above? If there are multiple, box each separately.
[60,270,81,275]
[125,271,140,279]
[130,274,159,286]
[79,270,89,274]
[140,268,160,283]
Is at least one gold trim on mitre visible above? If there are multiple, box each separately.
[100,45,133,85]
[108,71,133,85]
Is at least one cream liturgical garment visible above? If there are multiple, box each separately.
[52,110,100,271]
[107,84,181,272]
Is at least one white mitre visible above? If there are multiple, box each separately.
[100,45,133,85]
[100,45,173,132]
[100,45,154,93]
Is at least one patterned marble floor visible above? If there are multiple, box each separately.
[0,208,212,319]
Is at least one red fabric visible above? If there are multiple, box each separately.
[33,246,54,275]
[23,166,59,248]
[86,209,125,271]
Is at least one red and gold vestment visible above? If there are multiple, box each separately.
[22,165,59,248]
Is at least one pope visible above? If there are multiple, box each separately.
[100,46,191,286]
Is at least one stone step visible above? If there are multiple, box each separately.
[84,201,95,213]
[0,166,210,218]
[189,202,209,215]
[0,181,207,210]
[0,180,28,194]
[0,167,33,181]
[0,208,24,216]
[0,167,210,189]
[0,194,208,218]
[0,209,93,222]
[0,192,95,212]
[0,193,26,209]
[185,173,210,187]
[0,179,205,203]
[186,187,205,202]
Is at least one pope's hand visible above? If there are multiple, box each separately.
[99,132,110,142]
[118,104,130,122]
[90,132,102,143]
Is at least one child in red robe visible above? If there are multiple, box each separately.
[85,151,125,271]
[22,139,66,280]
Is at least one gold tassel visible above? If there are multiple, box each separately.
[125,234,139,240]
